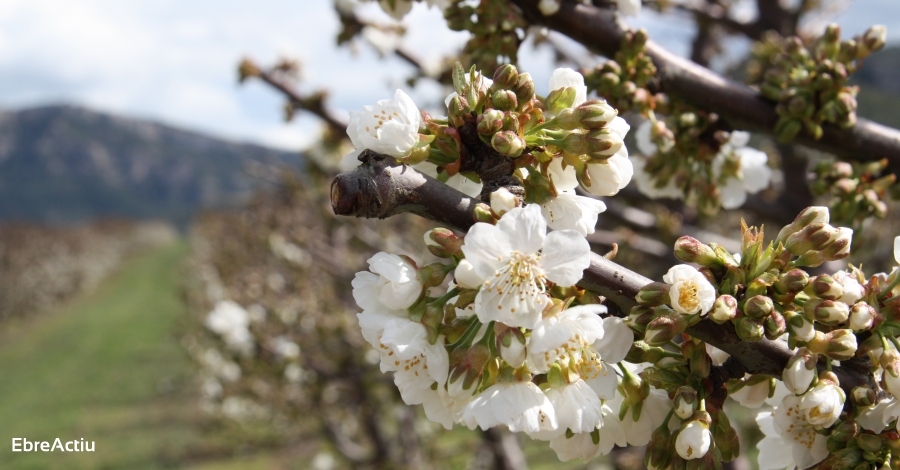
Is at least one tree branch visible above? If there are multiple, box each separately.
[510,0,900,174]
[330,154,877,395]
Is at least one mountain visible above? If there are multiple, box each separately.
[0,105,304,226]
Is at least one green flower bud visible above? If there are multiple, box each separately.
[492,64,519,90]
[850,385,876,407]
[785,223,839,256]
[490,130,525,158]
[545,86,576,115]
[830,419,859,443]
[808,299,850,325]
[447,94,468,128]
[473,203,496,224]
[774,269,810,295]
[735,316,765,342]
[424,228,463,258]
[858,25,887,57]
[477,109,504,136]
[514,72,535,110]
[636,282,671,307]
[491,89,518,112]
[644,311,687,346]
[556,100,618,130]
[674,386,698,420]
[808,329,858,361]
[709,295,737,323]
[674,236,720,267]
[744,295,774,318]
[764,311,787,340]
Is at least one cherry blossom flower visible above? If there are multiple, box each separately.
[531,379,603,440]
[352,252,423,312]
[632,154,683,200]
[542,158,606,236]
[799,381,845,429]
[460,381,558,434]
[205,300,255,354]
[855,398,893,432]
[662,265,716,315]
[461,204,591,329]
[713,131,773,210]
[756,395,829,469]
[346,89,421,159]
[548,402,624,461]
[832,270,864,305]
[729,375,771,408]
[582,118,633,197]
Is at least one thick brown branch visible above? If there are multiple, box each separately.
[510,0,900,174]
[331,155,877,395]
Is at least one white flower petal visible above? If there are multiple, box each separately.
[540,230,591,286]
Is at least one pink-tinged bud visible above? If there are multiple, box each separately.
[850,385,876,407]
[709,295,737,323]
[635,282,671,307]
[514,73,535,110]
[424,228,464,258]
[674,236,720,267]
[848,302,876,331]
[785,223,839,256]
[735,316,765,342]
[810,274,843,300]
[489,188,519,216]
[447,94,468,128]
[674,386,698,419]
[473,203,496,224]
[491,89,518,112]
[776,206,830,245]
[806,299,850,325]
[764,311,787,340]
[808,329,858,361]
[644,311,687,346]
[585,128,625,160]
[492,64,519,90]
[774,269,810,294]
[744,295,774,318]
[477,109,504,136]
[490,130,525,158]
[783,348,817,394]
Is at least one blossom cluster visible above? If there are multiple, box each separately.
[628,207,900,468]
[352,202,685,460]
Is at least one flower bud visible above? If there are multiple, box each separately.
[675,419,712,460]
[473,203,495,223]
[808,299,850,325]
[447,94,468,128]
[674,236,720,267]
[785,223,839,256]
[850,385,876,407]
[560,100,618,130]
[585,128,624,160]
[635,282,671,307]
[491,89,518,112]
[859,25,887,57]
[744,295,774,318]
[735,316,765,342]
[881,349,900,396]
[625,305,655,333]
[784,308,816,342]
[810,274,844,300]
[764,311,787,340]
[424,228,463,258]
[492,64,519,90]
[848,302,876,331]
[490,130,525,158]
[454,259,482,289]
[514,73,535,110]
[783,348,817,394]
[774,269,810,295]
[776,206,830,245]
[545,86,577,115]
[709,295,737,323]
[799,379,845,429]
[824,227,853,260]
[674,386,697,419]
[808,329,858,361]
[497,326,526,368]
[830,419,859,443]
[644,311,687,346]
[477,109,504,136]
[489,188,519,216]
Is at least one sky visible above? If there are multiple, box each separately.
[0,0,897,151]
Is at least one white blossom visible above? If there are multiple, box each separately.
[379,319,449,409]
[884,399,900,431]
[713,131,772,210]
[461,381,558,433]
[675,421,711,460]
[541,158,606,235]
[615,386,672,446]
[632,155,683,200]
[799,381,845,429]
[353,252,423,312]
[855,399,893,432]
[454,259,482,290]
[757,395,829,469]
[205,300,255,354]
[832,270,864,305]
[499,335,526,368]
[582,119,633,197]
[461,205,590,329]
[548,68,587,108]
[663,265,716,315]
[783,357,815,395]
[548,402,624,461]
[490,188,519,216]
[730,375,771,408]
[347,89,421,159]
[532,379,603,440]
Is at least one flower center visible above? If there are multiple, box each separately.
[678,280,701,313]
[364,107,402,139]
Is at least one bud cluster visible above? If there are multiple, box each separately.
[810,158,897,229]
[444,0,526,72]
[584,29,657,114]
[747,24,887,142]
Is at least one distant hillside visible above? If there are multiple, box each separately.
[0,105,303,225]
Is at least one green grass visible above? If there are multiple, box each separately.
[0,243,290,470]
